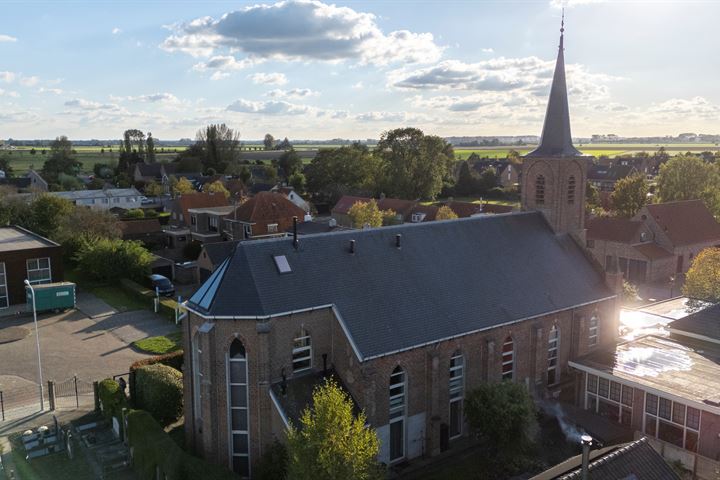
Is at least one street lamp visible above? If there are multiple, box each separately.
[24,279,44,411]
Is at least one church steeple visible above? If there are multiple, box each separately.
[526,11,582,157]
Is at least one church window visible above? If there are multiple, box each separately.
[502,336,514,380]
[547,325,560,385]
[227,340,250,477]
[449,351,464,438]
[567,176,576,204]
[389,366,406,462]
[192,333,203,425]
[292,329,312,373]
[535,175,546,205]
[589,314,599,346]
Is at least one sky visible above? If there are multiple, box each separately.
[2,0,720,141]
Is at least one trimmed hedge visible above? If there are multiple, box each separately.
[98,378,128,420]
[127,410,239,480]
[120,278,178,321]
[134,363,183,426]
[129,350,183,401]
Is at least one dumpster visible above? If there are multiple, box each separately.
[26,282,76,313]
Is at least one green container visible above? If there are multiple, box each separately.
[26,282,76,312]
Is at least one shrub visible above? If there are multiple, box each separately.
[74,238,153,282]
[134,363,183,426]
[125,209,145,219]
[129,350,184,401]
[256,441,288,480]
[98,378,128,420]
[127,409,238,480]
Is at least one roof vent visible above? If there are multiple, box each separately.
[349,240,356,254]
[395,234,402,248]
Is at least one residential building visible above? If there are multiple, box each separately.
[197,241,239,282]
[0,226,63,311]
[51,188,142,211]
[440,200,514,218]
[471,160,521,189]
[133,162,178,185]
[586,200,720,284]
[271,186,311,212]
[118,218,165,247]
[587,163,638,193]
[570,303,720,477]
[223,191,306,240]
[181,24,623,478]
[166,193,229,250]
[0,170,48,192]
[188,205,238,243]
[330,195,417,227]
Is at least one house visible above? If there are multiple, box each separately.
[197,241,239,283]
[50,188,142,211]
[271,186,311,212]
[330,196,421,227]
[472,160,521,189]
[531,437,679,480]
[441,200,514,218]
[586,200,720,284]
[187,205,238,243]
[0,170,48,193]
[0,226,63,311]
[569,303,720,476]
[133,162,178,184]
[118,218,165,247]
[284,218,349,236]
[180,26,624,477]
[223,191,307,240]
[166,193,230,250]
[587,163,638,192]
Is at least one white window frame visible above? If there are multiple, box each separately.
[548,325,560,385]
[449,351,464,439]
[0,262,7,309]
[502,337,514,381]
[227,341,251,478]
[389,367,406,463]
[209,216,218,232]
[267,223,278,233]
[292,330,312,373]
[26,257,52,285]
[585,373,633,427]
[192,334,203,425]
[643,392,701,453]
[589,314,599,347]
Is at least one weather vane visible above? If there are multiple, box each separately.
[561,8,565,34]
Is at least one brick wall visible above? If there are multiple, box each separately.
[0,245,63,306]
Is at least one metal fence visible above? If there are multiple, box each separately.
[52,376,96,410]
[0,376,98,422]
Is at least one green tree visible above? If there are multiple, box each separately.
[278,148,302,178]
[238,166,251,185]
[465,381,537,458]
[286,378,382,480]
[375,127,454,200]
[611,173,648,217]
[289,172,306,193]
[305,143,378,204]
[194,123,242,173]
[264,133,275,150]
[0,154,14,178]
[264,165,278,183]
[507,149,521,165]
[455,161,479,196]
[146,132,156,163]
[683,248,720,302]
[125,208,145,219]
[144,180,164,197]
[436,205,458,220]
[657,155,720,216]
[174,177,196,195]
[586,181,601,213]
[74,238,153,282]
[348,200,383,228]
[55,207,121,261]
[28,194,74,238]
[381,209,400,226]
[42,136,81,184]
[203,180,231,199]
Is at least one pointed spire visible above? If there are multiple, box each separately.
[526,11,582,157]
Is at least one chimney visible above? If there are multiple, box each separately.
[349,239,356,254]
[395,234,402,248]
[580,435,593,480]
[292,216,298,250]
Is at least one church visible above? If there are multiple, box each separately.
[181,21,621,478]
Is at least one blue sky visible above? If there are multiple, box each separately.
[1,0,719,141]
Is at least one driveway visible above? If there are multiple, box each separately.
[0,298,179,390]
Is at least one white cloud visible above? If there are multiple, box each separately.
[267,88,318,98]
[210,71,230,81]
[64,98,122,111]
[192,55,256,76]
[161,0,443,65]
[351,81,364,90]
[482,48,494,53]
[226,98,308,115]
[249,72,287,85]
[0,71,15,83]
[38,87,63,95]
[354,111,406,122]
[0,34,17,43]
[19,76,39,87]
[0,88,19,98]
[550,0,606,7]
[112,27,122,35]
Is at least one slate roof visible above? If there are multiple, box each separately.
[668,303,720,342]
[286,220,350,235]
[633,243,673,260]
[586,217,643,243]
[644,200,720,247]
[202,241,240,267]
[187,212,614,360]
[537,437,679,480]
[587,164,637,182]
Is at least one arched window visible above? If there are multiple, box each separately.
[567,176,576,204]
[589,315,599,347]
[535,175,546,205]
[227,340,250,477]
[548,326,560,385]
[192,333,203,425]
[389,366,406,462]
[292,329,312,373]
[449,351,464,438]
[502,336,514,380]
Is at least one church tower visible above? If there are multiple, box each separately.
[521,15,589,242]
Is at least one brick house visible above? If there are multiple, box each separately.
[587,163,638,193]
[331,196,417,227]
[586,200,720,284]
[223,191,306,240]
[569,303,720,477]
[166,193,229,250]
[0,226,63,311]
[180,25,624,478]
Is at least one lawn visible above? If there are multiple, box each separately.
[133,331,182,355]
[90,285,149,313]
[6,433,95,480]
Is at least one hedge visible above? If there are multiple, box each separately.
[120,278,178,321]
[98,378,128,421]
[129,350,183,401]
[127,409,239,480]
[134,363,183,426]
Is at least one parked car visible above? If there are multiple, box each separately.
[148,274,175,297]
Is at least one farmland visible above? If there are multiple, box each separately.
[2,142,717,174]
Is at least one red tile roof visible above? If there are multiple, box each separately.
[234,191,306,224]
[444,201,482,218]
[644,200,720,246]
[331,195,371,215]
[176,193,229,223]
[586,217,643,242]
[409,205,439,222]
[480,203,514,214]
[376,198,417,216]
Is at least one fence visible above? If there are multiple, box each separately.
[0,376,101,422]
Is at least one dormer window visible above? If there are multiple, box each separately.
[411,213,426,223]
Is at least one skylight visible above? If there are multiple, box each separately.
[274,255,292,274]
